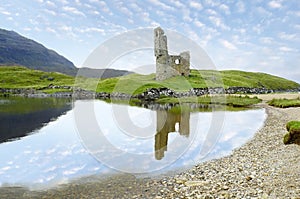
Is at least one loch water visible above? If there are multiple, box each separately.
[0,97,266,189]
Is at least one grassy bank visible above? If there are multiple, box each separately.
[284,121,300,144]
[156,95,262,107]
[268,98,300,108]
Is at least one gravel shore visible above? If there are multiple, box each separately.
[1,104,300,199]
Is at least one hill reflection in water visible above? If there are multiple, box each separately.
[0,97,72,143]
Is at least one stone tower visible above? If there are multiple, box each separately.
[154,27,190,81]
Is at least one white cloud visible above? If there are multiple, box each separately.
[219,4,230,15]
[183,9,192,22]
[46,27,57,34]
[119,6,133,17]
[209,16,230,30]
[44,9,57,16]
[187,29,201,42]
[147,0,174,11]
[189,1,203,10]
[252,24,263,34]
[78,27,104,34]
[268,1,282,9]
[259,37,273,44]
[236,1,245,13]
[129,3,143,13]
[278,32,297,41]
[205,9,217,15]
[59,0,69,5]
[295,24,300,30]
[279,46,296,52]
[204,0,220,7]
[194,19,204,28]
[140,12,151,23]
[0,10,11,15]
[62,6,86,16]
[220,39,237,50]
[46,1,56,7]
[167,0,185,8]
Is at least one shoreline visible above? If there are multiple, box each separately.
[1,103,300,198]
[1,87,299,100]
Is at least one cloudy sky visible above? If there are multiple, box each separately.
[1,0,299,82]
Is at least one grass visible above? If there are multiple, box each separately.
[0,66,75,89]
[0,66,101,92]
[1,66,299,97]
[284,121,300,144]
[96,69,300,94]
[156,95,262,107]
[268,97,300,108]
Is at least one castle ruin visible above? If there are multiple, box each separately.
[154,27,190,81]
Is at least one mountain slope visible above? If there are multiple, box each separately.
[0,28,77,75]
[0,29,134,78]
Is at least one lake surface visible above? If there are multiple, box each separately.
[0,97,266,189]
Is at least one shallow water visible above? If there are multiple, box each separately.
[0,98,266,189]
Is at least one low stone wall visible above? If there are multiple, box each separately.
[1,87,299,100]
[136,87,300,101]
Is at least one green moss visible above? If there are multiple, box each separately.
[284,121,300,145]
[286,121,300,131]
[268,98,300,108]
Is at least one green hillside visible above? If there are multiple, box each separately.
[96,69,300,94]
[0,66,74,89]
[0,66,299,95]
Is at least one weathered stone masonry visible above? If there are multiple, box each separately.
[154,27,190,81]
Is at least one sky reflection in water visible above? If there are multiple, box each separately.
[0,100,265,189]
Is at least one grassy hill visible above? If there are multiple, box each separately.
[0,66,299,94]
[96,70,300,94]
[0,66,74,89]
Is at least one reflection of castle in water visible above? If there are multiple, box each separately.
[155,110,190,160]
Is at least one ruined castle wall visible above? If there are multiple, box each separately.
[154,27,190,81]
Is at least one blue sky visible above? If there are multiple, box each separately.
[0,0,299,82]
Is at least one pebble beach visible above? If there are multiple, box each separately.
[1,103,300,199]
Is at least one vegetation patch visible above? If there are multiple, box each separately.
[268,97,300,108]
[0,66,75,89]
[284,121,300,145]
[96,70,300,94]
[156,95,262,107]
[1,66,299,99]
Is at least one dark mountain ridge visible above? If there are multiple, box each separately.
[0,28,77,75]
[0,28,132,78]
